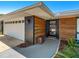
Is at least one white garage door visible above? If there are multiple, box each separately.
[4,17,25,41]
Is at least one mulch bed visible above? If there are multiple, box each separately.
[59,40,68,51]
[17,41,32,48]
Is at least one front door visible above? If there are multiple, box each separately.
[46,19,59,38]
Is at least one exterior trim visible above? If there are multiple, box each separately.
[33,16,35,44]
[2,21,3,34]
[24,17,26,43]
[76,17,79,41]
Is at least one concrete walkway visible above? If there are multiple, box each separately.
[0,35,60,58]
[13,38,60,58]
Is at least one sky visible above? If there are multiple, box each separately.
[0,1,79,14]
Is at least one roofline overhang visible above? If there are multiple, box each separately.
[8,2,54,17]
[55,9,79,18]
[0,2,54,20]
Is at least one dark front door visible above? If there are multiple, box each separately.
[46,19,59,38]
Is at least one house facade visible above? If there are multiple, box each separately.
[0,2,79,44]
[57,11,79,41]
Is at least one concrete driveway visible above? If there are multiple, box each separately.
[0,35,24,47]
[0,40,25,58]
[0,35,25,58]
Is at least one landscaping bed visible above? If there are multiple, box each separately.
[55,38,79,58]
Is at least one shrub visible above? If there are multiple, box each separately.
[67,37,76,47]
[56,37,79,58]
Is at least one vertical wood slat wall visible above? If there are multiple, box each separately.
[34,16,46,43]
[59,16,76,40]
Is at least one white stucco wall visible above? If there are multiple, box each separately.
[3,17,25,41]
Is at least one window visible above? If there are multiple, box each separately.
[22,20,25,23]
[18,20,21,23]
[5,20,25,24]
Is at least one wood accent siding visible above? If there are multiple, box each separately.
[59,17,76,40]
[34,16,46,43]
